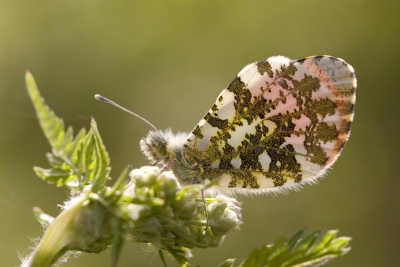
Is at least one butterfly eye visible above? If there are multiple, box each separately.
[156,141,167,156]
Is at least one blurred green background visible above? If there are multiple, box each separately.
[1,1,399,266]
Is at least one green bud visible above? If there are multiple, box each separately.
[158,206,174,219]
[208,202,228,221]
[172,189,199,220]
[160,231,176,247]
[153,171,179,199]
[175,201,198,220]
[204,230,225,247]
[129,166,159,187]
[208,195,242,237]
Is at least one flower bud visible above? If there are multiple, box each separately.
[153,171,179,200]
[208,195,242,237]
[130,166,159,187]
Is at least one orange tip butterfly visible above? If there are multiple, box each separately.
[96,55,356,196]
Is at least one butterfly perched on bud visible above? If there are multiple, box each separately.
[97,55,356,196]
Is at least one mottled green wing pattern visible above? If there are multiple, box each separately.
[182,56,356,195]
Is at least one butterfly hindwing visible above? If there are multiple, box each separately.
[182,55,356,194]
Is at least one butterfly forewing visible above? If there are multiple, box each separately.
[182,55,356,194]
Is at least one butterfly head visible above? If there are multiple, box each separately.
[140,130,169,165]
[140,129,191,172]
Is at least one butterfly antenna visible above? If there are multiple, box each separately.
[94,94,158,131]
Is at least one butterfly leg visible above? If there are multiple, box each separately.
[201,189,209,231]
[151,156,169,169]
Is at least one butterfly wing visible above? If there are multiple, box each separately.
[182,56,356,194]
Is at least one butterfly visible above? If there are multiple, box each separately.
[97,55,356,196]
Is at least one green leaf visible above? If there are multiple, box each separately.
[240,230,351,267]
[25,72,110,191]
[33,166,74,187]
[45,153,68,169]
[66,128,87,164]
[25,71,65,155]
[82,119,110,191]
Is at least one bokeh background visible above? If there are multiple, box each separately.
[1,1,399,266]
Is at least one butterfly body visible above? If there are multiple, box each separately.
[140,55,356,196]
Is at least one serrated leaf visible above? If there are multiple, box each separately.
[66,128,87,164]
[25,71,65,155]
[26,72,111,192]
[61,127,74,155]
[239,230,351,267]
[281,231,320,266]
[287,230,306,250]
[33,167,73,186]
[33,166,81,188]
[82,119,110,190]
[45,153,68,169]
[240,243,269,267]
